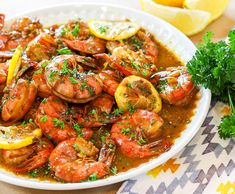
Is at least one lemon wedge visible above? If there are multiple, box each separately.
[7,45,22,86]
[115,75,162,113]
[88,20,140,40]
[0,124,42,149]
[153,0,184,7]
[184,0,229,22]
[140,0,211,36]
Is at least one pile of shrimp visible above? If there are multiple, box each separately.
[0,15,195,182]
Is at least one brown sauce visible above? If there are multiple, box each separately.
[113,41,198,172]
[0,30,198,182]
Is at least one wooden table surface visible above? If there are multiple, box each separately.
[0,0,235,193]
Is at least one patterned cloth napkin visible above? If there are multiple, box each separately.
[118,101,235,194]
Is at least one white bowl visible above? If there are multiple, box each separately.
[0,3,211,190]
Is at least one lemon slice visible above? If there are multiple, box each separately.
[184,0,229,22]
[7,45,22,86]
[140,0,211,36]
[153,0,183,7]
[115,75,162,113]
[88,20,140,40]
[0,124,42,149]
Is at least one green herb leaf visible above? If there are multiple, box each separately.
[57,47,72,55]
[40,115,48,123]
[52,118,65,129]
[187,29,235,139]
[121,128,130,135]
[218,112,235,139]
[71,24,80,37]
[112,108,124,116]
[28,169,39,177]
[74,124,83,137]
[110,166,118,174]
[69,77,78,84]
[88,173,97,181]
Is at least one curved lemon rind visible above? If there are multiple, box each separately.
[184,0,229,22]
[140,0,212,36]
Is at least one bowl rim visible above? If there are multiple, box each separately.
[0,2,211,190]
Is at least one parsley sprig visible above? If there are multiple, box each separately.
[187,30,235,139]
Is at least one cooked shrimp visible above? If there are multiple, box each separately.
[2,137,54,172]
[56,20,90,40]
[35,96,77,143]
[106,30,158,64]
[0,14,4,31]
[71,94,115,127]
[25,33,57,62]
[1,79,37,121]
[62,36,106,55]
[0,16,42,51]
[111,109,172,158]
[44,55,103,103]
[95,47,157,78]
[32,60,52,98]
[0,51,14,63]
[0,62,8,93]
[49,136,116,182]
[56,20,106,54]
[150,66,195,105]
[98,70,120,96]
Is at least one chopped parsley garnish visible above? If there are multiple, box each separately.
[110,166,118,174]
[130,36,142,50]
[87,86,95,96]
[52,118,65,129]
[108,143,114,148]
[74,124,83,137]
[127,102,135,114]
[89,173,97,181]
[127,83,132,88]
[130,133,135,139]
[71,24,80,37]
[131,61,140,71]
[60,28,67,36]
[81,82,87,90]
[121,128,131,135]
[41,62,48,68]
[120,61,126,66]
[112,108,124,116]
[34,68,43,75]
[73,143,79,151]
[90,109,97,115]
[57,47,72,55]
[138,138,146,145]
[28,169,39,177]
[141,70,147,76]
[42,98,47,104]
[60,60,72,76]
[98,25,109,34]
[69,77,78,84]
[40,115,48,123]
[48,70,58,82]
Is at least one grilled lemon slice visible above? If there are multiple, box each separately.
[88,20,140,40]
[115,75,162,113]
[0,124,42,149]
